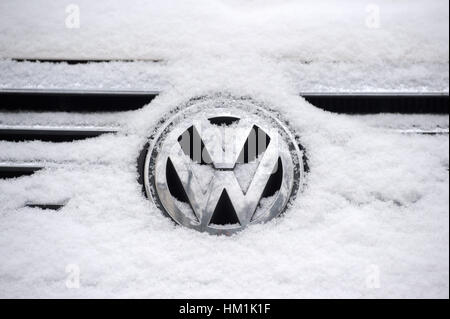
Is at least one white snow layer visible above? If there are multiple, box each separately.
[0,0,449,92]
[0,0,448,298]
[1,0,448,63]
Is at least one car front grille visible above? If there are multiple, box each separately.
[1,88,448,210]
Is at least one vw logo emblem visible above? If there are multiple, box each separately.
[143,96,305,235]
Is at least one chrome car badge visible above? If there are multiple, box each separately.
[143,96,305,235]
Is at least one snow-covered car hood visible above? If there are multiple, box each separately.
[0,0,448,298]
[1,0,449,92]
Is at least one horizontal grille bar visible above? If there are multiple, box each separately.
[0,164,43,179]
[11,58,163,64]
[25,203,65,210]
[1,89,447,113]
[0,126,117,142]
[302,93,449,114]
[0,89,158,112]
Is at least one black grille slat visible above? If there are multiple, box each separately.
[11,58,163,64]
[302,94,449,114]
[0,90,158,112]
[25,203,65,210]
[0,165,43,179]
[0,127,116,142]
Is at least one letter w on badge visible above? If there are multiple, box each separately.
[171,117,280,230]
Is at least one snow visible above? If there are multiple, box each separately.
[0,0,448,299]
[1,0,448,63]
[347,114,449,131]
[0,59,168,91]
[1,59,448,93]
[0,0,449,92]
